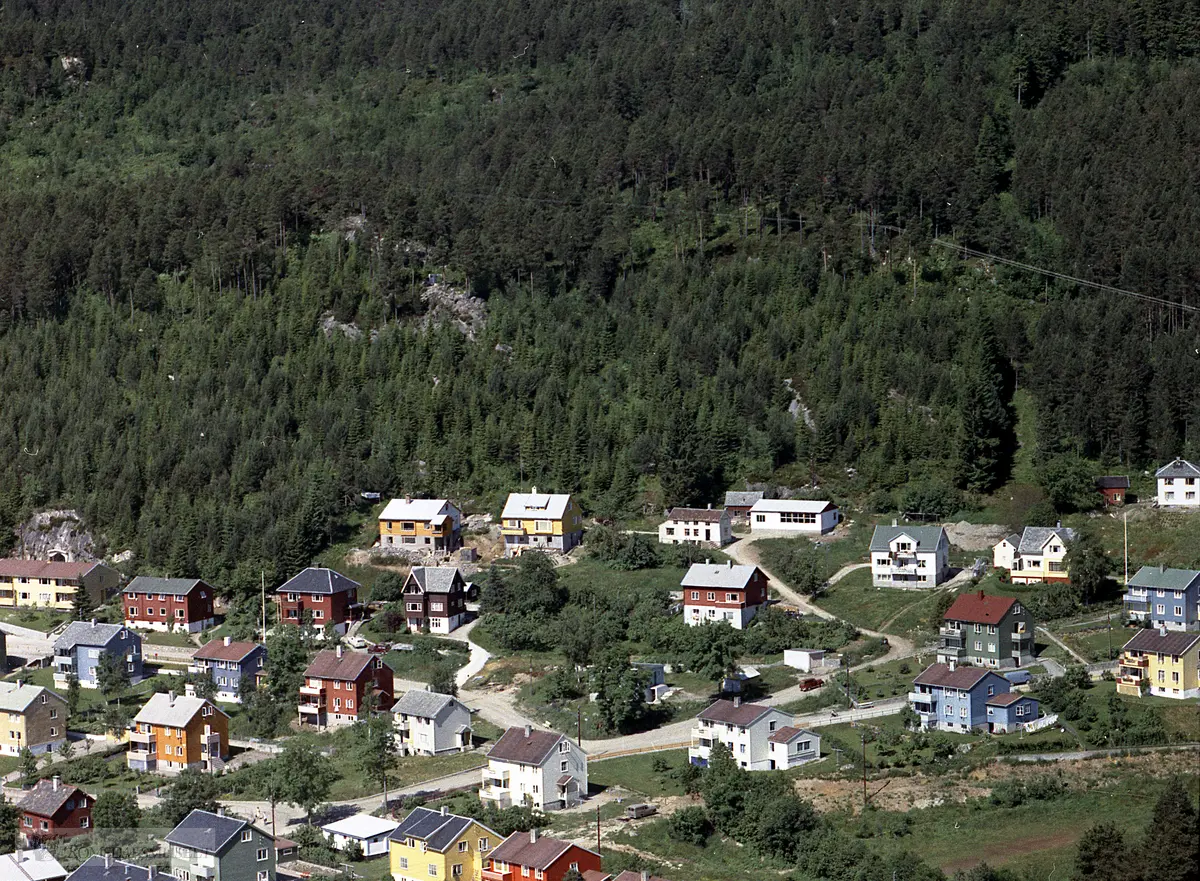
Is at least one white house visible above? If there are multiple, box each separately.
[391,690,473,756]
[681,562,769,630]
[869,523,950,587]
[688,698,805,771]
[749,499,839,535]
[658,507,732,547]
[480,725,588,811]
[0,851,66,881]
[783,649,825,672]
[767,725,822,770]
[1156,458,1200,507]
[992,526,1075,584]
[321,813,399,858]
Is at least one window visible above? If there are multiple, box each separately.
[974,641,983,651]
[243,830,253,842]
[726,592,738,602]
[960,708,968,718]
[707,592,716,601]
[22,818,30,827]
[478,839,489,852]
[521,869,530,878]
[130,608,138,616]
[690,591,699,600]
[1175,607,1184,617]
[49,727,57,737]
[559,740,570,753]
[257,873,268,881]
[452,867,463,878]
[974,624,982,633]
[80,817,90,828]
[987,643,996,653]
[202,705,213,717]
[1156,604,1166,614]
[665,527,675,535]
[739,743,746,754]
[257,849,268,861]
[429,865,438,877]
[160,608,167,616]
[347,699,354,709]
[458,842,468,853]
[987,686,994,695]
[561,761,568,772]
[1172,671,1180,683]
[313,609,323,619]
[176,610,185,618]
[1157,670,1165,683]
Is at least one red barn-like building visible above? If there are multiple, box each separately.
[17,777,93,844]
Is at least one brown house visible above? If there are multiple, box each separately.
[17,777,93,844]
[123,577,216,633]
[1095,475,1131,506]
[298,646,393,729]
[275,567,360,634]
[402,567,469,634]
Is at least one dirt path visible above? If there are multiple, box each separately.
[878,587,947,631]
[1037,625,1089,665]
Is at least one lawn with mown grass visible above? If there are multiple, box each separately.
[809,568,937,632]
[0,607,72,632]
[142,629,201,647]
[588,749,690,798]
[384,636,470,684]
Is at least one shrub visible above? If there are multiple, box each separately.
[668,806,711,846]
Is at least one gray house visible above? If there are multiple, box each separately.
[391,690,473,756]
[166,809,276,881]
[53,621,142,690]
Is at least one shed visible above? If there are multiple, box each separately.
[321,814,400,858]
[783,649,825,672]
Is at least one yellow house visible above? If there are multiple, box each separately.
[992,526,1074,585]
[500,490,582,558]
[0,559,120,611]
[1116,628,1200,700]
[388,807,498,881]
[379,499,463,553]
[0,680,68,756]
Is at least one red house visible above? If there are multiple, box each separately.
[124,577,216,633]
[298,645,392,729]
[276,567,360,634]
[482,830,601,881]
[17,777,93,844]
[1095,476,1131,506]
[681,561,769,629]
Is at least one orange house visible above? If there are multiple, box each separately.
[127,692,229,775]
[482,830,601,881]
[378,498,463,553]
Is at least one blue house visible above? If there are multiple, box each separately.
[985,692,1041,733]
[189,637,267,703]
[1123,565,1200,631]
[53,620,143,690]
[908,663,1024,733]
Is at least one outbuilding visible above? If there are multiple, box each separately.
[783,649,825,672]
[321,814,400,858]
[749,499,839,535]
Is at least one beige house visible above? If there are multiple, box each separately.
[0,560,119,612]
[0,680,68,756]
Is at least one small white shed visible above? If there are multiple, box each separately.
[321,814,400,858]
[783,649,825,672]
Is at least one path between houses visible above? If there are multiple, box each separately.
[1036,625,1089,666]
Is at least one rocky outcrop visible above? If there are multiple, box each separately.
[13,510,100,561]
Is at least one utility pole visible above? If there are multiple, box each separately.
[596,804,601,851]
[861,728,868,808]
[1123,511,1129,587]
[577,706,582,747]
[261,571,268,641]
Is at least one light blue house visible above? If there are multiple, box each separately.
[189,637,267,703]
[1123,565,1200,631]
[908,663,1030,733]
[985,692,1041,733]
[53,620,143,690]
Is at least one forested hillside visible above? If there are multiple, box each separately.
[0,1,1197,597]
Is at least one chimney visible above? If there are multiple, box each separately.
[529,828,538,844]
[642,873,650,881]
[707,503,712,510]
[524,723,532,738]
[978,589,984,600]
[705,558,710,565]
[727,560,732,569]
[52,776,60,791]
[223,636,232,646]
[1056,520,1062,528]
[1159,625,1168,637]
[336,645,344,658]
[91,618,97,626]
[405,495,412,503]
[732,696,741,707]
[104,856,112,870]
[949,659,956,672]
[217,807,225,817]
[440,806,449,816]
[891,518,898,527]
[168,691,176,705]
[14,679,21,689]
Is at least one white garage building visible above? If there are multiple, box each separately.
[749,499,839,535]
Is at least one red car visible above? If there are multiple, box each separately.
[799,678,823,691]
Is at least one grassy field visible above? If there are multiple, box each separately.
[1058,621,1142,662]
[142,629,201,647]
[755,521,874,584]
[384,636,470,684]
[610,816,793,881]
[556,557,690,597]
[0,607,72,632]
[588,749,690,798]
[808,568,937,632]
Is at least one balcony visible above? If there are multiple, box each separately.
[908,692,935,708]
[187,866,215,879]
[1118,654,1148,669]
[129,731,156,753]
[481,867,513,881]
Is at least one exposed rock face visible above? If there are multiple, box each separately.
[319,312,364,341]
[13,510,100,561]
[420,282,487,340]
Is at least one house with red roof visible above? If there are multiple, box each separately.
[908,662,1040,733]
[937,590,1034,669]
[480,725,588,811]
[481,829,600,881]
[0,559,119,612]
[688,698,808,771]
[188,637,267,702]
[298,646,392,728]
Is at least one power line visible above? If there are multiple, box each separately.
[931,239,1198,314]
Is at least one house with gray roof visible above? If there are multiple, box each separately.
[992,526,1075,585]
[65,856,170,881]
[680,562,768,629]
[401,567,468,633]
[869,523,950,587]
[166,809,275,881]
[52,620,142,690]
[391,690,472,756]
[275,567,360,634]
[723,490,764,518]
[123,576,216,633]
[481,725,587,811]
[0,682,67,756]
[1124,565,1200,631]
[1156,457,1200,507]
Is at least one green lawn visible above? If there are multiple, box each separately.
[588,749,690,798]
[609,816,792,881]
[1059,623,1142,662]
[0,607,72,632]
[809,568,937,632]
[755,520,874,584]
[556,557,690,598]
[383,636,470,684]
[142,629,201,647]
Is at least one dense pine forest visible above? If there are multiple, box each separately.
[0,1,1198,596]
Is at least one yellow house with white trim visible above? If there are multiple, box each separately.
[500,490,582,558]
[388,807,497,881]
[1116,628,1200,700]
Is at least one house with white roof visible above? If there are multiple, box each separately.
[391,690,473,756]
[321,814,399,858]
[749,498,839,535]
[500,490,582,557]
[681,561,768,629]
[378,497,462,552]
[1156,458,1200,507]
[992,526,1075,584]
[869,523,950,587]
[0,850,67,881]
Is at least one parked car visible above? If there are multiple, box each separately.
[368,643,390,654]
[799,678,823,691]
[625,803,658,820]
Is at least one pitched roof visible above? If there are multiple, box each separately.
[390,690,462,719]
[985,692,1027,707]
[165,809,257,854]
[304,649,376,680]
[17,779,90,818]
[0,849,68,881]
[133,693,226,728]
[501,492,573,520]
[767,725,815,744]
[390,807,489,852]
[320,814,399,840]
[125,576,209,596]
[1122,628,1200,656]
[53,621,130,651]
[487,727,566,765]
[276,567,359,596]
[749,499,836,514]
[379,498,456,524]
[999,533,1021,548]
[680,562,759,590]
[1017,526,1075,554]
[1155,458,1200,479]
[0,682,62,713]
[406,567,464,594]
[0,559,105,581]
[697,699,776,727]
[65,856,171,881]
[869,525,947,552]
[612,873,671,881]
[913,663,1004,691]
[1127,565,1200,592]
[1095,476,1131,489]
[723,491,764,507]
[943,592,1017,625]
[489,831,596,871]
[664,507,726,523]
[193,639,264,663]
